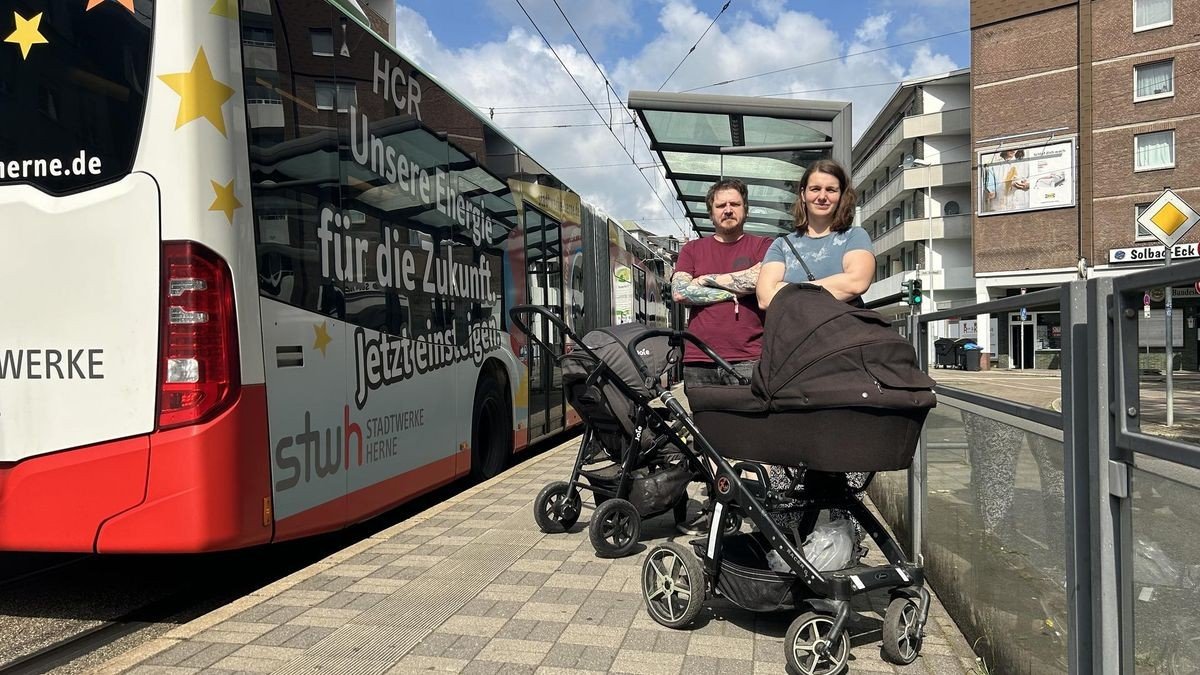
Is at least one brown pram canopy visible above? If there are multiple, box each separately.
[687,284,936,472]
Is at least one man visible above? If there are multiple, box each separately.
[671,178,770,535]
[672,178,772,388]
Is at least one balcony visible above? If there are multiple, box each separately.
[873,214,972,256]
[859,161,971,223]
[901,107,970,138]
[242,42,277,71]
[854,122,906,186]
[248,101,284,128]
[863,264,975,306]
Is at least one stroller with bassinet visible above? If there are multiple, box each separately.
[615,285,936,672]
[510,308,707,558]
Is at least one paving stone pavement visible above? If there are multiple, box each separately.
[96,436,980,675]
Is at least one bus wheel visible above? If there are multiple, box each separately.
[471,376,511,480]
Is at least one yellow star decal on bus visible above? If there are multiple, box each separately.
[5,11,49,60]
[208,179,242,224]
[86,0,135,13]
[158,47,236,136]
[209,0,237,18]
[313,321,333,356]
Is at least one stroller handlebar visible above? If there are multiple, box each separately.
[624,329,752,388]
[508,305,750,388]
[508,304,580,361]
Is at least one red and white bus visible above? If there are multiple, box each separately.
[0,0,673,552]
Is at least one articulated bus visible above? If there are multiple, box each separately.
[0,0,672,552]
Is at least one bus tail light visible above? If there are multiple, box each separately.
[158,242,240,430]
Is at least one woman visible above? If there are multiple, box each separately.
[756,159,876,555]
[757,159,874,309]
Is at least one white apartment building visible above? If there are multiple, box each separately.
[853,69,974,337]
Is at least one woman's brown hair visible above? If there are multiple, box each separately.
[792,159,858,235]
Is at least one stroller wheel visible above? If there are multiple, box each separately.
[641,541,705,628]
[785,612,849,675]
[881,597,923,665]
[589,498,640,558]
[722,511,743,535]
[533,481,581,533]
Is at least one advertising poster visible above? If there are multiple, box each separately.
[978,140,1075,215]
[613,265,633,324]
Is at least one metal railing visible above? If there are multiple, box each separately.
[871,259,1200,674]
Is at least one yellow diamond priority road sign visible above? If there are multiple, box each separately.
[1138,189,1200,248]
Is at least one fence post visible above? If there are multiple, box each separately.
[1087,276,1124,673]
[1062,279,1092,673]
[908,310,925,564]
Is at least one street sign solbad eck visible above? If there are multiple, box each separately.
[1137,189,1200,249]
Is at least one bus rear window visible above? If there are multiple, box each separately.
[0,1,154,194]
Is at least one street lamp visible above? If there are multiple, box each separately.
[902,155,933,313]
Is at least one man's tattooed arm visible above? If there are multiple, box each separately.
[672,271,735,305]
[697,262,762,295]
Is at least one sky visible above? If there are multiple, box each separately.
[389,0,970,237]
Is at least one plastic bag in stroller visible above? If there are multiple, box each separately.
[509,306,703,558]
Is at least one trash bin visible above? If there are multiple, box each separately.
[934,338,957,369]
[963,349,982,371]
[952,338,976,370]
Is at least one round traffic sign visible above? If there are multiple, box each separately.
[1194,280,1200,294]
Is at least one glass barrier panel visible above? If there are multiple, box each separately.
[1130,282,1199,445]
[1131,462,1200,673]
[877,403,1068,673]
[925,304,1063,413]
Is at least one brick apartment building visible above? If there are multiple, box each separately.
[971,0,1198,369]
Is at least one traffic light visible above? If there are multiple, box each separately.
[901,279,923,306]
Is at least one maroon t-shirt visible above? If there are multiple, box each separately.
[675,234,772,364]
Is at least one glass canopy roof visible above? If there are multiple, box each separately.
[628,91,851,238]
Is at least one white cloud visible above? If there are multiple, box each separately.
[392,1,960,235]
[480,0,638,54]
[392,5,684,235]
[905,44,959,80]
[752,0,787,19]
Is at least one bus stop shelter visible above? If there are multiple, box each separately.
[627,91,852,238]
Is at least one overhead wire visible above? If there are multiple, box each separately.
[547,0,693,233]
[681,27,971,93]
[514,0,687,237]
[657,0,731,92]
[494,7,987,237]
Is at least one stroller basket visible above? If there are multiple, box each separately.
[581,459,691,516]
[692,532,802,612]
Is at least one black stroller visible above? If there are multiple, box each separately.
[510,308,706,558]
[549,285,934,673]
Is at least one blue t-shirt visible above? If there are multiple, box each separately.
[763,228,873,283]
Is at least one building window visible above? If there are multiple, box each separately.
[1134,0,1173,32]
[1134,60,1174,101]
[1135,203,1155,241]
[315,82,356,112]
[243,26,275,46]
[1134,130,1175,171]
[310,28,334,56]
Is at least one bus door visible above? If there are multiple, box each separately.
[523,207,565,439]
